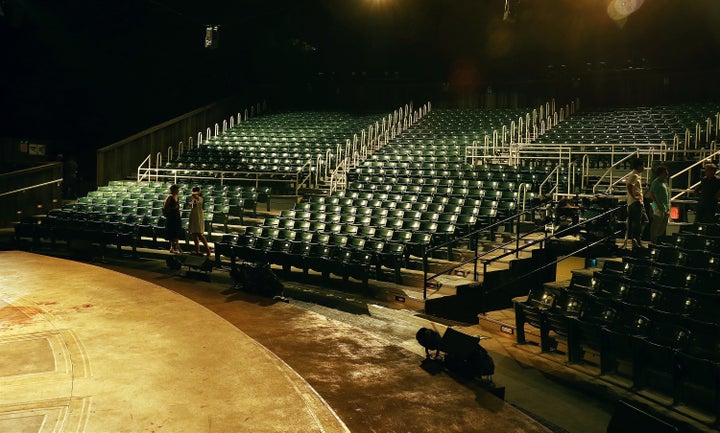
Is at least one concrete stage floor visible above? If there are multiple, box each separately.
[0,251,551,433]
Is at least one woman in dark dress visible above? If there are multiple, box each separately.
[163,184,183,253]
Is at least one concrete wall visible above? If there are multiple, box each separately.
[96,97,248,187]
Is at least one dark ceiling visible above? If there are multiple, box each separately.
[2,0,720,153]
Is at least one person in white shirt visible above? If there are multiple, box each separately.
[625,159,647,248]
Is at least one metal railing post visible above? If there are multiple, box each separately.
[515,213,521,257]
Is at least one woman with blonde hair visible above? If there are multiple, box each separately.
[189,186,211,255]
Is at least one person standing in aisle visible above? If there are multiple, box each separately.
[189,186,211,256]
[626,159,647,248]
[648,165,670,242]
[695,163,720,223]
[163,184,183,254]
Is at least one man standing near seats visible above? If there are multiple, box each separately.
[648,166,670,241]
[626,159,647,248]
[695,162,720,223]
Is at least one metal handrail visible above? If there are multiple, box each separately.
[483,230,623,298]
[592,150,638,194]
[314,155,323,187]
[155,152,163,182]
[295,160,314,194]
[669,149,720,201]
[567,160,577,196]
[581,154,590,191]
[478,205,624,285]
[518,182,529,214]
[538,165,559,196]
[425,203,548,256]
[422,203,550,298]
[142,164,310,192]
[328,158,347,194]
[137,154,152,182]
[0,178,64,198]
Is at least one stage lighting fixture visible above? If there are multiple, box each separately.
[416,327,442,359]
[205,25,220,49]
[441,328,495,380]
[417,327,496,381]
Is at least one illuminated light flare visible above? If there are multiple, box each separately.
[607,0,644,22]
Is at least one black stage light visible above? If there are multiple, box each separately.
[417,327,496,382]
[441,328,494,379]
[416,327,442,359]
[230,262,284,297]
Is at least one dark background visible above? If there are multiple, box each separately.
[2,0,720,178]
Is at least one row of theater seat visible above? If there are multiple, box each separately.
[296,193,500,248]
[405,108,527,141]
[361,158,555,173]
[349,167,553,183]
[214,227,419,285]
[22,180,278,255]
[83,180,272,220]
[346,180,533,202]
[535,103,720,145]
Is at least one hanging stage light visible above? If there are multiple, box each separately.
[205,25,220,49]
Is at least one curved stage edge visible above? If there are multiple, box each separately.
[0,251,348,433]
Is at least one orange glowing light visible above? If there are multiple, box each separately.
[607,0,644,22]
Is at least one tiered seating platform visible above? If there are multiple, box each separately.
[480,223,720,428]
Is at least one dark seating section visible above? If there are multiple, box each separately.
[514,223,720,421]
